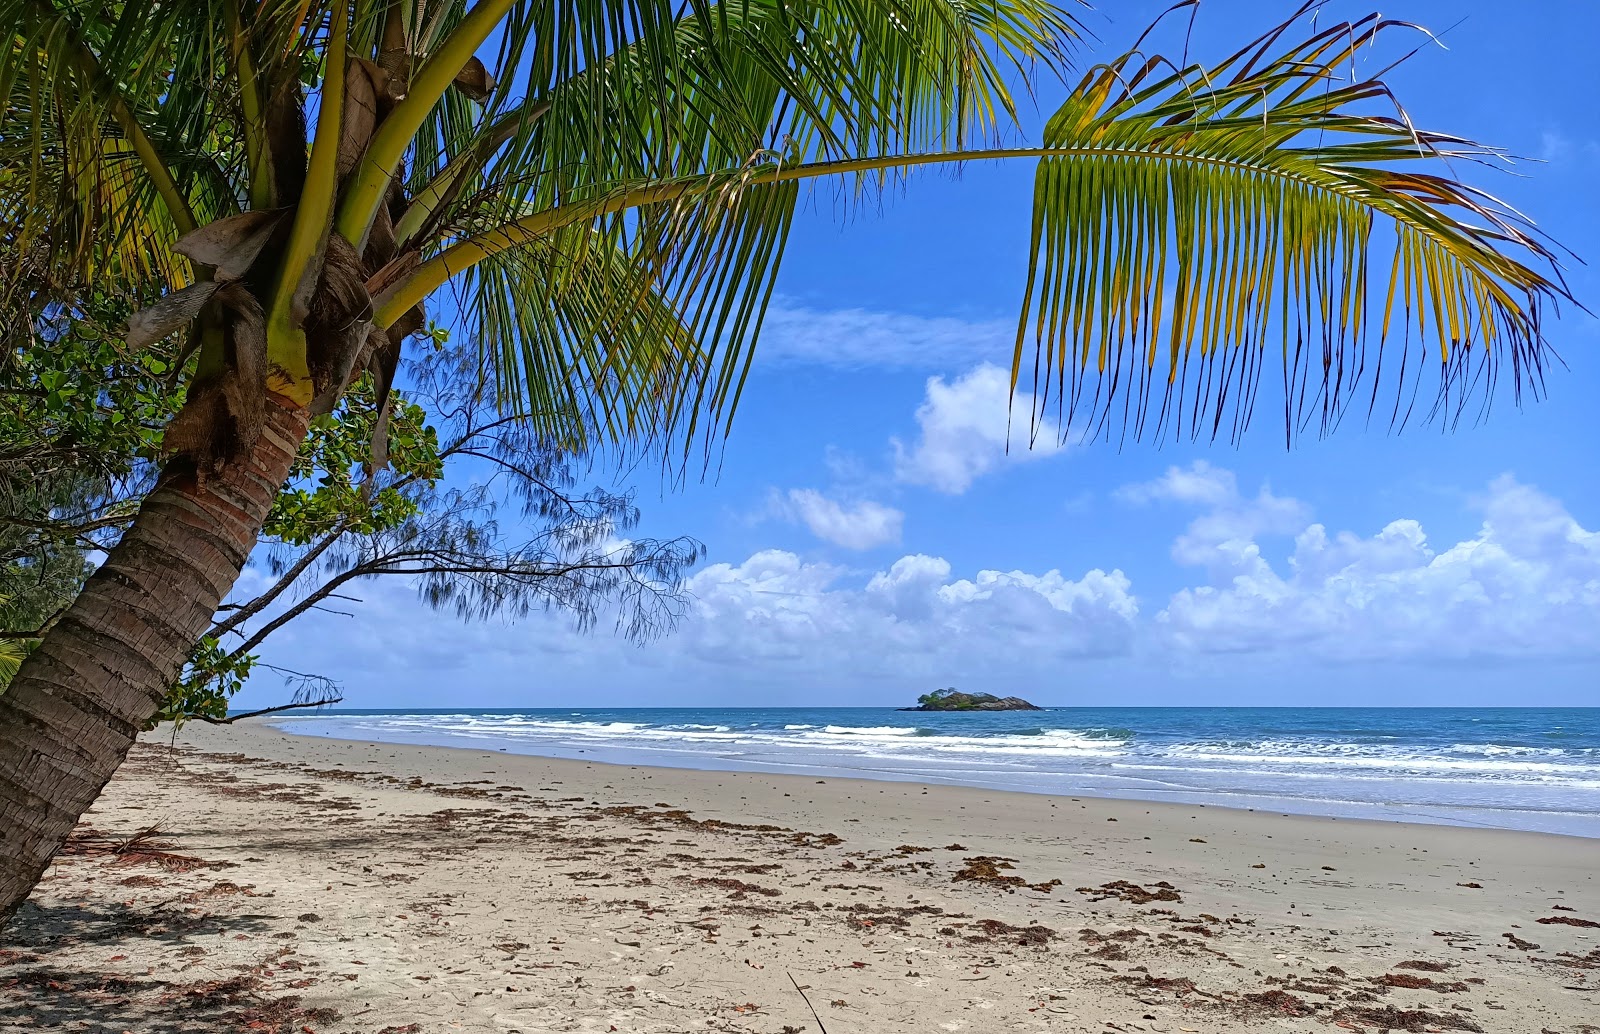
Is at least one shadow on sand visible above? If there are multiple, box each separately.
[2,896,337,1033]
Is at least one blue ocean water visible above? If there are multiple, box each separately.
[271,707,1600,837]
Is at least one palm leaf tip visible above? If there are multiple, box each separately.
[1014,4,1578,447]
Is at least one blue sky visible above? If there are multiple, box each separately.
[237,0,1599,710]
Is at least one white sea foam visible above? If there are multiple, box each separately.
[317,715,1599,787]
[280,709,1600,839]
[1449,743,1572,757]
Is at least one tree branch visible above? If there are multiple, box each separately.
[192,697,343,724]
[226,566,367,661]
[0,511,136,537]
[0,604,67,640]
[209,518,351,639]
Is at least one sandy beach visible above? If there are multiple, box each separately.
[6,721,1597,1033]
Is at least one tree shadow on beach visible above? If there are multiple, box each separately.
[1,898,335,1033]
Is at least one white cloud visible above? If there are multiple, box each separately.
[1118,461,1310,572]
[1538,130,1600,167]
[679,550,1139,675]
[778,488,903,550]
[1116,460,1239,507]
[759,301,1010,369]
[236,461,1599,710]
[1152,472,1600,661]
[892,364,1066,493]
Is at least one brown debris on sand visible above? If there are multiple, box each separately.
[1241,989,1314,1017]
[689,876,782,900]
[969,918,1058,946]
[60,824,228,873]
[1332,1005,1483,1032]
[1375,972,1468,993]
[1114,973,1201,997]
[1537,915,1600,928]
[1077,879,1182,905]
[951,856,1062,893]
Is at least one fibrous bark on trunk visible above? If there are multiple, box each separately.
[0,398,311,927]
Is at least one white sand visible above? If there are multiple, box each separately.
[7,720,1597,1033]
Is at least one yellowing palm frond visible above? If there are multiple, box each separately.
[0,638,22,687]
[1012,4,1571,444]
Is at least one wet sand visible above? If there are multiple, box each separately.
[6,720,1597,1032]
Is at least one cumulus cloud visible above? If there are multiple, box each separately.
[758,302,1009,369]
[238,459,1598,710]
[1118,461,1310,572]
[777,488,903,550]
[680,550,1139,675]
[892,364,1066,493]
[1150,470,1600,661]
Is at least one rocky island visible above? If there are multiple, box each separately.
[899,688,1042,712]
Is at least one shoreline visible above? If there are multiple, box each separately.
[269,713,1600,840]
[10,720,1597,1032]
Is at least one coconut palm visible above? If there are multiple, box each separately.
[0,0,1571,923]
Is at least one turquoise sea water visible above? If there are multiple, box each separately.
[271,707,1600,837]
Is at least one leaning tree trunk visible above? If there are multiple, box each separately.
[0,398,311,927]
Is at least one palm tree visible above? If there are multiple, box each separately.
[0,0,1570,924]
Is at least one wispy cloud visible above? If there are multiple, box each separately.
[758,301,1012,370]
[1537,130,1600,167]
[1116,461,1310,572]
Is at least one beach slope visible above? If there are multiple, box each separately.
[6,722,1597,1032]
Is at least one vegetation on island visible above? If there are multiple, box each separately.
[0,0,1575,929]
[907,689,1042,712]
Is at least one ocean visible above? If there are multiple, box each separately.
[270,707,1600,838]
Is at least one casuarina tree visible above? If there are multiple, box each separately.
[0,0,1571,924]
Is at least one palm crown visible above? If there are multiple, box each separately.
[1,0,1572,468]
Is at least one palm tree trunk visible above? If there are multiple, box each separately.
[0,398,311,927]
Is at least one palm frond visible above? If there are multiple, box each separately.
[0,0,241,306]
[429,0,1085,238]
[463,174,796,460]
[403,0,1085,457]
[0,637,23,687]
[8,0,1577,475]
[1013,3,1572,444]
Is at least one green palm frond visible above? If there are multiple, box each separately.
[422,0,1084,238]
[0,638,22,687]
[7,0,1576,474]
[0,0,237,305]
[388,2,1569,456]
[1011,4,1571,443]
[403,0,1086,455]
[465,173,798,458]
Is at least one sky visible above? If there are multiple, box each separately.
[235,0,1599,711]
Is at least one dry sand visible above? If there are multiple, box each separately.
[5,721,1598,1033]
